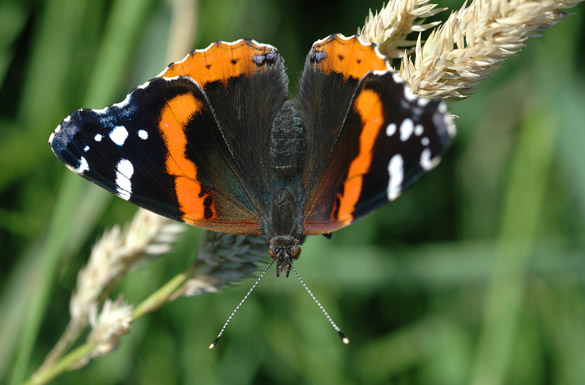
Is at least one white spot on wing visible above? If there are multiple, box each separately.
[445,112,456,137]
[387,154,404,201]
[49,132,55,144]
[138,129,148,140]
[94,134,103,142]
[421,137,430,146]
[109,125,129,146]
[83,145,90,152]
[115,159,134,200]
[414,124,423,136]
[404,86,417,102]
[400,119,414,141]
[420,149,440,170]
[72,156,89,174]
[386,123,397,136]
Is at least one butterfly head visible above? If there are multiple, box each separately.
[268,235,301,278]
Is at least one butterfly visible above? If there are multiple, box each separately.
[49,34,455,278]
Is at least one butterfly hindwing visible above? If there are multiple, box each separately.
[50,76,264,234]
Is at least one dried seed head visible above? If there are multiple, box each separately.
[70,209,185,324]
[74,297,133,368]
[359,0,446,58]
[178,232,269,297]
[359,0,582,100]
[397,0,583,99]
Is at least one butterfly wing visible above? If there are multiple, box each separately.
[161,40,288,199]
[297,34,389,191]
[298,35,455,234]
[50,40,288,234]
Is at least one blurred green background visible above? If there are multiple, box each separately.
[1,0,584,384]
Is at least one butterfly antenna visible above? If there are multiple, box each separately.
[209,258,275,349]
[289,260,350,344]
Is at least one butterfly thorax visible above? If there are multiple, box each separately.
[266,101,306,277]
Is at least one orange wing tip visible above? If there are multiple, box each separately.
[158,39,278,75]
[311,34,387,60]
[158,39,280,87]
[308,34,391,80]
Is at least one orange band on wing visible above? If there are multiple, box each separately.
[160,93,215,221]
[336,89,384,224]
[161,40,274,86]
[311,36,388,80]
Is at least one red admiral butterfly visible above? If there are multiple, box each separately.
[49,34,455,278]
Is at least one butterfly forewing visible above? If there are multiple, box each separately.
[50,76,264,234]
[301,70,455,234]
[297,35,390,195]
[162,40,289,202]
[50,40,295,234]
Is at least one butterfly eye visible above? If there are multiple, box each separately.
[290,247,301,259]
[269,248,276,258]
